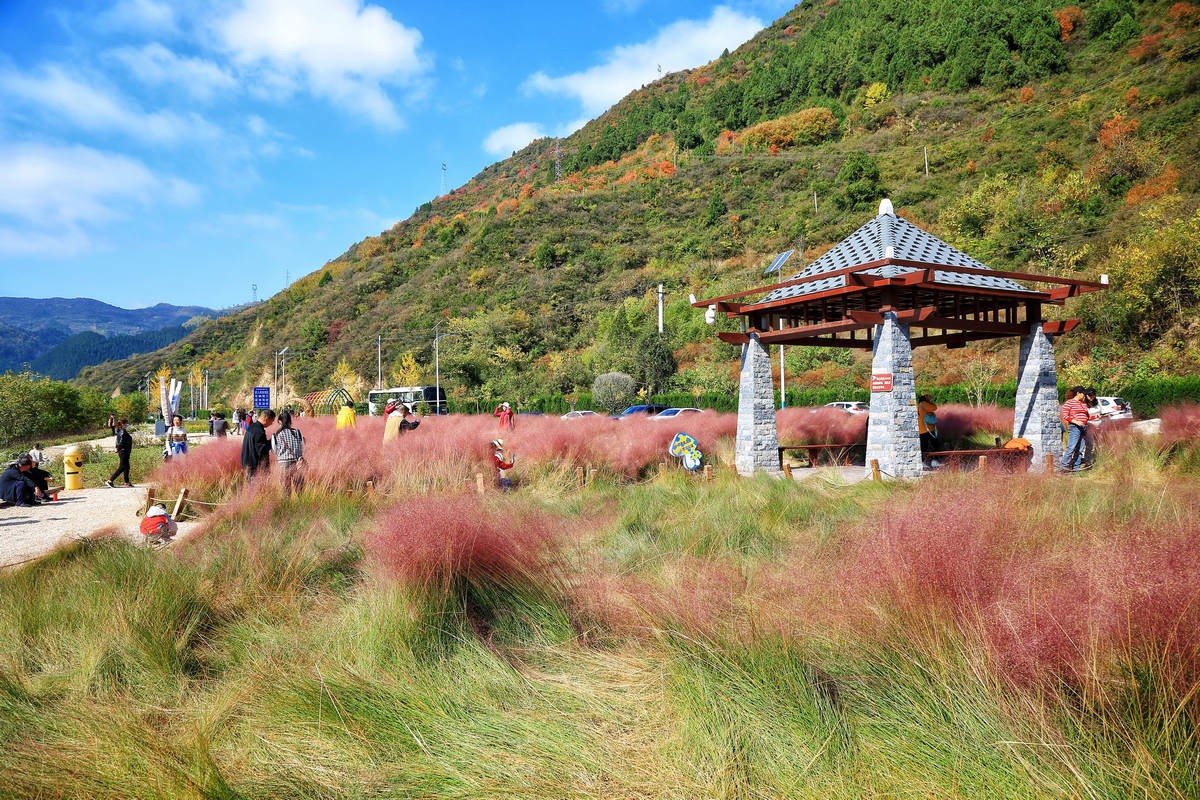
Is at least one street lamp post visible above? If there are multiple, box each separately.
[432,321,460,415]
[278,347,289,408]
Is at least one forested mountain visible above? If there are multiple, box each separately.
[79,0,1200,409]
[0,296,215,373]
[30,326,190,381]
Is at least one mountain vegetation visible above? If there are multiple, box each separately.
[0,297,214,373]
[78,0,1200,412]
[30,325,190,381]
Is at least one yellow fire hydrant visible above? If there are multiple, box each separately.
[63,444,86,490]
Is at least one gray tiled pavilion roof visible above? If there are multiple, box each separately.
[761,200,1028,303]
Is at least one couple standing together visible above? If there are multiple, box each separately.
[241,409,305,490]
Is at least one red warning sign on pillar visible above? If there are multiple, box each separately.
[870,373,894,392]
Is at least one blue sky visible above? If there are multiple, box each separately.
[0,0,790,311]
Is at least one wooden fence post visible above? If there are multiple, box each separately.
[171,488,189,521]
[870,459,881,481]
[366,480,375,496]
[781,462,792,480]
[576,466,584,488]
[703,464,713,482]
[978,455,988,471]
[1044,453,1056,473]
[475,472,485,495]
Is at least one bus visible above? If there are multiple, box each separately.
[367,386,447,416]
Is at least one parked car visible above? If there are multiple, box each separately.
[614,404,669,419]
[652,407,702,420]
[1095,396,1133,420]
[561,409,600,419]
[824,401,870,414]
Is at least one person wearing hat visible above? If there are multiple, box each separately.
[1059,385,1089,472]
[493,401,515,431]
[491,438,515,489]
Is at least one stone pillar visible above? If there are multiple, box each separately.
[864,312,923,480]
[1013,322,1061,471]
[735,333,779,476]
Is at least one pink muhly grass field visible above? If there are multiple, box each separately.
[777,407,866,444]
[1159,403,1200,445]
[830,476,1200,686]
[933,403,1013,441]
[365,493,562,589]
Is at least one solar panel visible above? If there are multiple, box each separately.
[763,249,795,275]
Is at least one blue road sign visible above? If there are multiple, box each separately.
[252,386,271,409]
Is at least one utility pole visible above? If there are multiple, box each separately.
[203,370,209,411]
[779,319,786,410]
[252,283,258,304]
[278,347,289,408]
[432,321,460,416]
[377,334,382,389]
[813,191,818,213]
[657,284,665,334]
[440,162,447,196]
[923,145,929,177]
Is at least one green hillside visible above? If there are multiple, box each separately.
[79,0,1200,408]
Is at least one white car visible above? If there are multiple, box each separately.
[561,409,600,420]
[652,407,702,420]
[1095,396,1132,420]
[824,401,869,414]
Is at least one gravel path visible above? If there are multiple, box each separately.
[1,430,214,570]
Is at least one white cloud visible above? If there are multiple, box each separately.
[214,0,428,128]
[0,64,222,144]
[109,43,237,102]
[0,142,197,257]
[524,6,762,116]
[483,122,547,157]
[98,0,178,34]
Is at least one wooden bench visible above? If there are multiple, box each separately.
[778,442,863,469]
[926,447,1033,472]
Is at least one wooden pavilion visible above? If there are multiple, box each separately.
[692,200,1107,478]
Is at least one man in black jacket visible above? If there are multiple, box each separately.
[241,408,276,477]
[1,456,40,506]
[105,418,134,487]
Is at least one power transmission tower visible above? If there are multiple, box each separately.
[554,140,562,182]
[252,283,257,304]
[440,162,447,196]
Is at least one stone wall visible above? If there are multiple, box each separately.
[864,312,923,480]
[1013,323,1062,471]
[734,333,779,475]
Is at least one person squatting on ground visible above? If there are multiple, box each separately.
[1,455,43,507]
[1059,385,1089,472]
[917,394,942,468]
[271,409,305,494]
[105,418,134,487]
[491,438,515,490]
[494,401,515,430]
[241,409,276,478]
[167,414,189,457]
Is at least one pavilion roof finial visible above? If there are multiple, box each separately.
[878,198,894,217]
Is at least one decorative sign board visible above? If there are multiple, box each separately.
[668,432,703,471]
[252,386,271,410]
[870,373,894,392]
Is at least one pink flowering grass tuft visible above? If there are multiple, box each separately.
[1159,403,1200,446]
[365,493,562,590]
[830,474,1200,687]
[777,407,867,444]
[933,403,1013,442]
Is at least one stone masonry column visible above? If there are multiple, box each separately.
[864,312,923,480]
[735,333,779,476]
[1013,322,1062,472]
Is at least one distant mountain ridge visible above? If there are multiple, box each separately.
[0,297,216,375]
[0,297,213,336]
